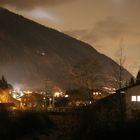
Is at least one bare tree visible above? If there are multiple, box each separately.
[112,38,126,89]
[116,38,127,122]
[118,39,126,89]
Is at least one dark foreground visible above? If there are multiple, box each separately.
[20,112,81,140]
[0,107,140,140]
[19,109,140,140]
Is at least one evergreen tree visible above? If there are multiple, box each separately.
[129,77,135,87]
[136,70,140,85]
[0,75,12,90]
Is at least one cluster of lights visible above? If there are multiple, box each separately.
[54,92,62,97]
[93,92,101,95]
[11,90,24,100]
[103,87,116,94]
[11,89,33,100]
[54,92,69,98]
[23,90,32,94]
[11,88,69,104]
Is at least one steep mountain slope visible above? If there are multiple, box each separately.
[0,8,131,90]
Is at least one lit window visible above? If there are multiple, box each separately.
[137,96,140,101]
[131,96,136,101]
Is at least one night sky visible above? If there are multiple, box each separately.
[1,0,140,76]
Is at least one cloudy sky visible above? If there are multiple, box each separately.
[1,0,140,76]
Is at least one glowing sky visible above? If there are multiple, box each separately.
[1,0,140,76]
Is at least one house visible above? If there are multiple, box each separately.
[92,89,110,101]
[123,70,140,118]
[94,70,140,119]
[65,88,91,106]
[93,84,140,120]
[125,85,140,118]
[20,92,49,110]
[89,71,140,119]
[0,89,20,109]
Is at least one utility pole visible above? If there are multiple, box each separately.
[52,95,55,109]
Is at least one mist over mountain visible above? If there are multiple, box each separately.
[0,8,131,90]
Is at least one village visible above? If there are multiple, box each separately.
[0,70,139,140]
[0,69,140,120]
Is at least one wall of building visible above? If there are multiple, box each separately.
[125,85,140,118]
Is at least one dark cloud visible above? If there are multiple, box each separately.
[0,0,75,9]
[65,17,126,45]
[93,17,126,39]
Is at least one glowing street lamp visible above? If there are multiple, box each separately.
[54,92,61,97]
[65,94,69,98]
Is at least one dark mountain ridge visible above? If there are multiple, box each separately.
[0,7,131,90]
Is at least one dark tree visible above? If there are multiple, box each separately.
[129,77,135,87]
[0,75,12,90]
[136,70,140,85]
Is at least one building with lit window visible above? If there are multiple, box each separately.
[92,89,110,101]
[0,89,20,109]
[125,85,140,118]
[20,92,49,110]
[93,83,140,119]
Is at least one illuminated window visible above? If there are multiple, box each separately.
[96,92,98,95]
[137,96,140,101]
[131,96,136,101]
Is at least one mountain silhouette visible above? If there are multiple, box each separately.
[0,8,131,90]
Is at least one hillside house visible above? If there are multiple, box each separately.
[92,89,110,101]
